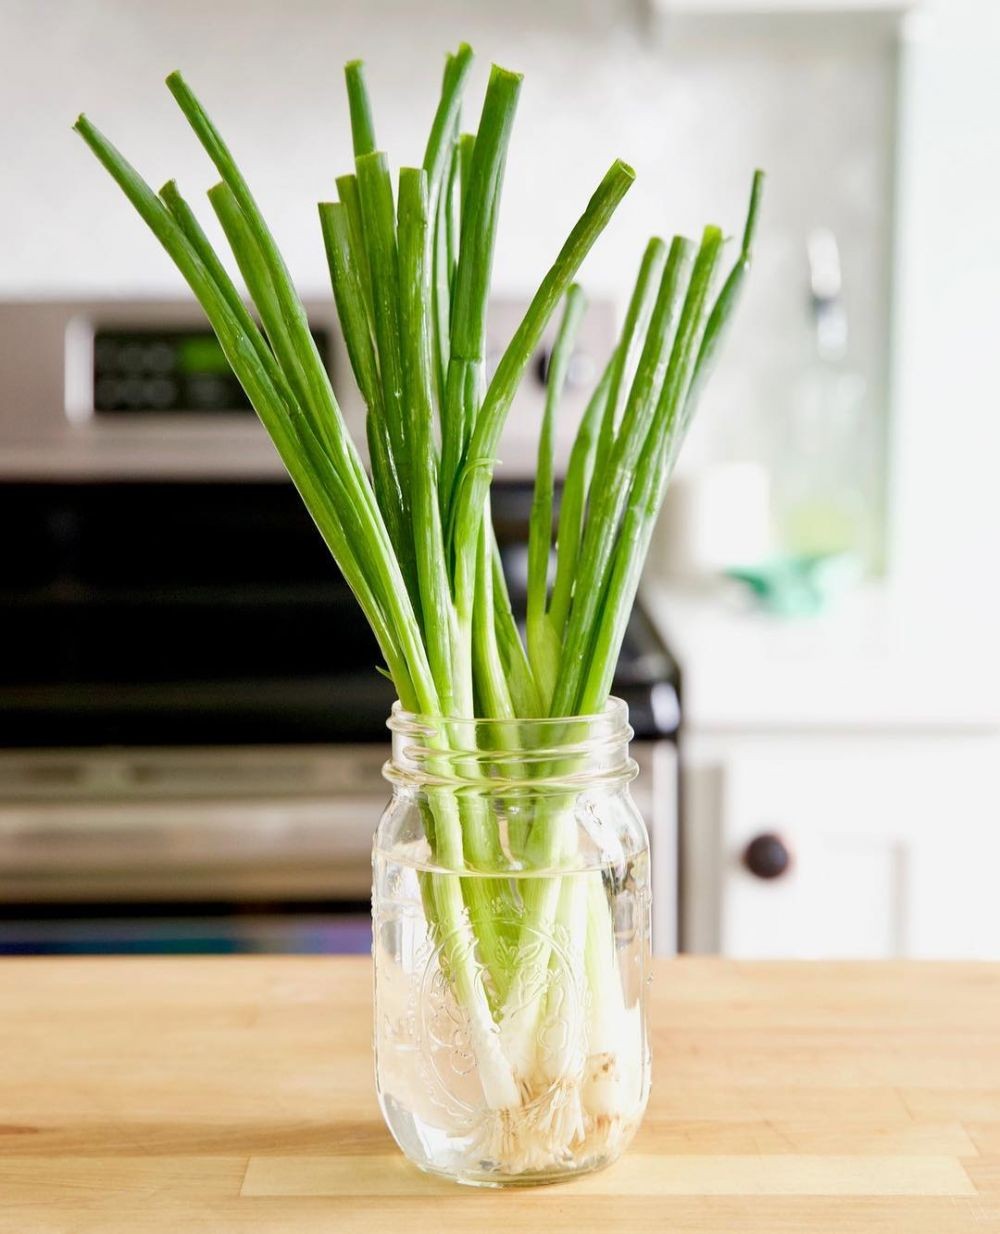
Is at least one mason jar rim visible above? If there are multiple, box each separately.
[384,697,636,792]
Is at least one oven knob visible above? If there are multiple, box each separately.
[742,832,791,880]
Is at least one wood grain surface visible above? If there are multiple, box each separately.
[1,957,998,1232]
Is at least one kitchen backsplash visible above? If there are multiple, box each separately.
[0,0,899,545]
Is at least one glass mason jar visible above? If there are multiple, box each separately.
[372,698,651,1187]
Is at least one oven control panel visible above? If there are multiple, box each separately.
[0,297,616,479]
[92,327,329,415]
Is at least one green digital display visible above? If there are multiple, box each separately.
[177,334,232,375]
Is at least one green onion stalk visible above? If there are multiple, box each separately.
[74,45,761,1166]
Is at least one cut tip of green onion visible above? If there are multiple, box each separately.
[488,64,524,86]
[743,169,765,254]
[345,60,378,160]
[612,159,636,182]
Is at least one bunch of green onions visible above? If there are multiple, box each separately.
[75,44,760,1167]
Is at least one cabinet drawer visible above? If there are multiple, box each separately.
[714,740,1000,959]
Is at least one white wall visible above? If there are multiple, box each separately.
[889,0,1000,614]
[0,0,898,501]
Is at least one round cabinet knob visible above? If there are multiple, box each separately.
[742,833,792,880]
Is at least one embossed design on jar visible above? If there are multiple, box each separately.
[417,917,586,1112]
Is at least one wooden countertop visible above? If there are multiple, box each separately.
[2,958,999,1233]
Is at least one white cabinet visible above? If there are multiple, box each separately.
[683,734,1000,958]
[642,584,1000,961]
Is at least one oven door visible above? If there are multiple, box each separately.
[0,745,384,955]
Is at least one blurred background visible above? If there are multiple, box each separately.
[1,0,997,958]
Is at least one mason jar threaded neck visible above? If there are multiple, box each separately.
[383,697,636,791]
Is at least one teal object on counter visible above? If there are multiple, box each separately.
[727,552,863,616]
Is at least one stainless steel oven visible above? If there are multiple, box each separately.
[0,298,681,956]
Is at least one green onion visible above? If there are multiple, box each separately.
[549,231,698,717]
[440,67,522,518]
[448,157,636,624]
[576,224,727,716]
[422,44,473,218]
[527,283,586,707]
[333,173,374,323]
[590,236,668,490]
[344,60,377,158]
[547,360,611,638]
[75,45,760,1164]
